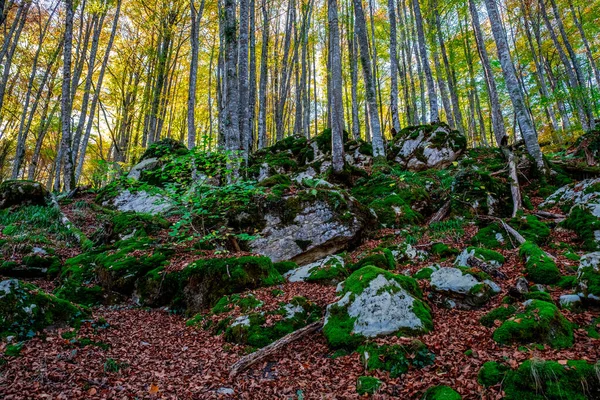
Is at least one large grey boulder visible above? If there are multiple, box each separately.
[389,123,466,171]
[323,266,432,348]
[249,189,372,265]
[106,189,173,215]
[430,267,499,309]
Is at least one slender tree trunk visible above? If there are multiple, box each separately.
[248,0,257,151]
[238,0,250,158]
[353,0,384,157]
[388,0,400,134]
[60,0,75,191]
[412,0,438,122]
[329,0,345,173]
[483,0,545,172]
[257,0,268,149]
[75,0,121,183]
[187,0,205,149]
[222,0,240,158]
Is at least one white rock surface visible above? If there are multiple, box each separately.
[127,158,160,180]
[107,189,173,215]
[284,255,344,282]
[325,274,425,338]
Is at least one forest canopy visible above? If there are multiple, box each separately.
[0,0,598,188]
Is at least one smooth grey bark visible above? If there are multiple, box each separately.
[412,0,438,122]
[238,0,250,158]
[349,32,360,140]
[75,0,121,183]
[483,0,545,172]
[222,0,240,156]
[352,0,384,157]
[388,0,400,134]
[248,0,257,150]
[275,0,295,141]
[59,0,75,191]
[328,0,345,173]
[187,0,205,149]
[257,0,268,149]
[469,0,506,145]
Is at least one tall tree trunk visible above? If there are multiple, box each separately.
[353,0,384,158]
[248,0,257,150]
[412,0,438,122]
[238,0,250,158]
[257,0,268,149]
[222,0,240,157]
[483,0,545,172]
[187,0,205,149]
[388,0,400,134]
[60,0,75,191]
[328,0,345,173]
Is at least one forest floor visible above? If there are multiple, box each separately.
[1,194,599,400]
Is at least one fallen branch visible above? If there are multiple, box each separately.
[467,256,507,280]
[229,320,323,379]
[428,200,451,224]
[478,215,557,261]
[534,211,566,221]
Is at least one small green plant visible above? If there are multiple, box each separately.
[104,358,128,373]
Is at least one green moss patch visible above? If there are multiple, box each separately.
[478,361,509,387]
[356,376,382,395]
[357,341,434,378]
[498,359,600,399]
[223,297,321,348]
[510,215,551,245]
[0,279,87,340]
[493,300,573,349]
[422,385,462,400]
[519,242,561,284]
[561,206,600,251]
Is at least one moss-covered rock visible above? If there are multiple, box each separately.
[0,180,50,209]
[575,252,600,302]
[0,279,87,340]
[356,376,382,395]
[284,255,349,285]
[357,341,434,378]
[451,168,512,217]
[477,361,509,387]
[323,266,432,349]
[561,205,600,251]
[500,359,600,399]
[430,267,499,309]
[222,297,321,348]
[388,123,466,171]
[510,215,551,245]
[211,293,263,314]
[249,186,374,265]
[181,256,284,314]
[519,242,561,284]
[422,385,461,400]
[350,247,396,271]
[139,138,189,162]
[492,300,573,349]
[471,223,508,249]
